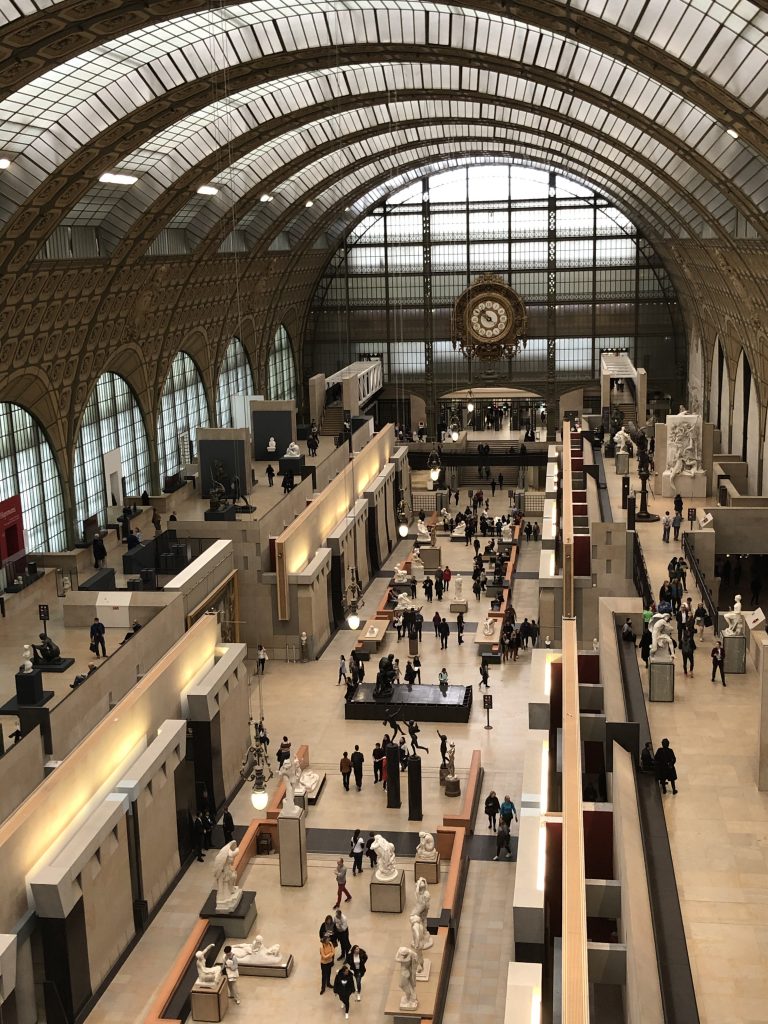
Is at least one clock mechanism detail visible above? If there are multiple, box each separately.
[452,273,528,361]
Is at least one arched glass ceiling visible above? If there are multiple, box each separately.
[60,68,735,246]
[0,1,765,241]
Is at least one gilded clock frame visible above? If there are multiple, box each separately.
[452,273,528,361]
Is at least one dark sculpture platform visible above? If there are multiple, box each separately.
[34,658,75,673]
[345,683,472,723]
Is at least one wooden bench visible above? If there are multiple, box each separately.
[442,749,483,834]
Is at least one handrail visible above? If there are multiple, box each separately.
[681,533,717,627]
[632,533,654,610]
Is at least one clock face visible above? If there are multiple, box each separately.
[468,296,511,341]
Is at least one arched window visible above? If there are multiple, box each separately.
[0,403,66,552]
[216,338,254,427]
[267,326,296,401]
[157,352,209,482]
[73,373,151,531]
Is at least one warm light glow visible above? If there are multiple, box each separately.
[398,523,409,538]
[305,199,314,207]
[466,401,474,412]
[250,788,269,810]
[544,661,551,697]
[536,823,546,891]
[347,611,361,630]
[726,127,739,139]
[260,193,273,202]
[429,467,440,482]
[99,172,138,185]
[197,185,218,195]
[0,158,10,170]
[531,985,542,1024]
[540,740,549,813]
[450,429,459,441]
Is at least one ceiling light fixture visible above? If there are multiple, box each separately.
[343,566,364,630]
[726,127,739,139]
[260,193,273,203]
[99,172,138,185]
[197,185,218,195]
[0,158,10,170]
[305,199,314,208]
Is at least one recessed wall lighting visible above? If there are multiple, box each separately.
[99,172,138,185]
[0,158,10,170]
[197,185,218,195]
[260,193,273,203]
[305,199,314,208]
[726,127,739,139]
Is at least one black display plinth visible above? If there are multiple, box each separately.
[279,455,305,476]
[34,657,75,673]
[345,683,472,723]
[204,505,237,521]
[16,668,43,704]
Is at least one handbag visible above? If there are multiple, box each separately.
[89,641,98,653]
[703,613,712,627]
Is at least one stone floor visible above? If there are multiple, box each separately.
[604,453,768,1024]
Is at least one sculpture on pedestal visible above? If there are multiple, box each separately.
[411,549,425,580]
[213,841,242,912]
[723,595,746,636]
[453,573,463,599]
[613,426,632,454]
[284,441,301,458]
[451,520,466,538]
[372,656,396,699]
[371,834,397,880]
[417,520,430,541]
[415,832,438,862]
[666,419,702,486]
[395,947,419,1009]
[20,646,34,672]
[266,437,277,453]
[195,945,221,987]
[446,742,456,779]
[393,564,409,583]
[231,936,282,963]
[482,618,495,637]
[649,613,676,658]
[501,521,513,542]
[31,634,62,666]
[278,760,302,815]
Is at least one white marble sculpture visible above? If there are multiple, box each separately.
[453,573,463,599]
[20,645,33,672]
[501,521,513,542]
[482,618,495,637]
[613,426,632,454]
[411,550,425,581]
[371,834,398,880]
[393,564,409,583]
[266,437,277,453]
[300,767,320,792]
[662,411,705,497]
[415,832,438,862]
[440,507,450,526]
[213,841,242,912]
[195,945,221,988]
[417,520,430,540]
[723,595,746,637]
[394,591,418,612]
[649,613,676,659]
[284,441,301,458]
[289,755,306,795]
[412,877,434,951]
[231,936,282,964]
[451,520,466,538]
[278,760,302,816]
[446,742,456,779]
[396,947,420,1009]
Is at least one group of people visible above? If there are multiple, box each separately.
[484,791,519,859]
[421,565,452,601]
[661,493,686,543]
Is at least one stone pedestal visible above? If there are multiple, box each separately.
[370,869,406,912]
[199,890,257,939]
[408,635,419,656]
[648,657,675,701]
[191,976,228,1022]
[614,452,629,475]
[449,601,468,614]
[414,855,440,884]
[420,546,442,569]
[278,809,308,886]
[661,468,707,498]
[444,776,462,797]
[723,632,747,674]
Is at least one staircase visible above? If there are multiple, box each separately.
[320,405,345,436]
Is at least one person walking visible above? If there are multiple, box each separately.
[479,662,490,689]
[439,617,450,649]
[372,741,384,783]
[438,667,449,689]
[711,641,726,686]
[493,820,512,860]
[333,857,352,907]
[192,812,205,862]
[334,963,355,1019]
[639,625,652,667]
[435,575,444,601]
[432,610,441,637]
[333,908,351,961]
[340,751,352,791]
[456,611,465,645]
[90,616,106,658]
[277,735,291,766]
[257,644,268,674]
[222,805,234,844]
[345,945,367,1002]
[350,745,365,790]
[681,630,696,675]
[350,829,365,875]
[92,532,107,569]
[525,521,532,542]
[672,510,683,541]
[443,565,451,591]
[222,946,241,1005]
[266,464,275,487]
[423,577,433,602]
[520,617,531,650]
[673,493,684,517]
[338,655,348,686]
[485,790,500,830]
[320,935,335,994]
[654,737,678,794]
[661,511,672,543]
[500,794,518,829]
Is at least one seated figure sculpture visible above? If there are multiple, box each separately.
[451,519,466,538]
[195,945,220,988]
[266,436,277,453]
[649,613,676,658]
[284,441,301,458]
[372,656,396,699]
[723,595,746,636]
[415,832,438,862]
[417,519,430,540]
[393,563,409,583]
[32,634,62,665]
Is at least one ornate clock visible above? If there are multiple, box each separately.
[452,273,528,361]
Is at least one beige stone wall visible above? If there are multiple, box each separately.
[82,815,135,992]
[136,766,181,914]
[217,662,251,799]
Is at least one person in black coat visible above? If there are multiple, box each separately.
[192,813,205,861]
[92,532,107,569]
[350,746,365,790]
[654,738,678,795]
[484,791,500,830]
[345,945,368,1001]
[334,964,356,1017]
[222,806,235,844]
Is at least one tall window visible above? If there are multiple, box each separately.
[157,352,209,481]
[0,403,66,552]
[267,326,296,401]
[309,164,682,394]
[73,373,150,530]
[216,337,254,426]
